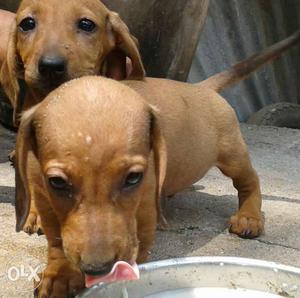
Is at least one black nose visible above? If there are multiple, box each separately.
[38,55,66,77]
[80,261,114,276]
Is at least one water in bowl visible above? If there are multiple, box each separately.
[144,287,281,298]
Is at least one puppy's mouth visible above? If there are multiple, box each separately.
[38,77,67,92]
[85,261,139,288]
[26,76,67,97]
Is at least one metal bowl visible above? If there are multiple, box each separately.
[79,257,300,298]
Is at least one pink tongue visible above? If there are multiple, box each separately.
[85,261,140,288]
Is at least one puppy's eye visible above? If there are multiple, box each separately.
[19,17,36,32]
[78,18,96,32]
[48,176,69,191]
[123,172,143,190]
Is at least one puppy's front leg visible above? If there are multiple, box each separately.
[137,224,156,263]
[23,196,43,235]
[20,156,44,235]
[34,196,84,297]
[136,195,158,263]
[35,245,84,298]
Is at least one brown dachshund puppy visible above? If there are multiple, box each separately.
[1,0,144,234]
[1,0,144,123]
[15,31,300,297]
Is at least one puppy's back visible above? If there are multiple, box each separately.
[124,78,238,195]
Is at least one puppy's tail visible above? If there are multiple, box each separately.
[198,30,300,92]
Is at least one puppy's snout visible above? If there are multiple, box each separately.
[38,55,66,77]
[80,260,115,276]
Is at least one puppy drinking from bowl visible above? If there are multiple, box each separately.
[15,30,300,297]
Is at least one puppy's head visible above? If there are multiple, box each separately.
[1,0,145,125]
[15,77,166,279]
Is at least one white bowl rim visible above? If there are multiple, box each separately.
[138,256,300,275]
[79,256,300,297]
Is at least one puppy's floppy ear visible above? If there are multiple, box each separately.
[149,107,168,228]
[0,20,24,127]
[15,106,39,231]
[102,12,145,80]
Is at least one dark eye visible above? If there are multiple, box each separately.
[78,18,96,32]
[123,172,143,190]
[19,17,36,32]
[48,176,70,191]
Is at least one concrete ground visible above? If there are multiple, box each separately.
[0,124,299,297]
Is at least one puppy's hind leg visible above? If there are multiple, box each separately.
[217,132,263,238]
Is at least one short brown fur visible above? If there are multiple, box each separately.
[16,30,300,297]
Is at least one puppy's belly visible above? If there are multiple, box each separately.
[163,161,213,196]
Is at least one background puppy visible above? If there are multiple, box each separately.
[0,0,145,126]
[1,0,145,234]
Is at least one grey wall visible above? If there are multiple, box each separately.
[104,0,209,81]
[188,0,300,122]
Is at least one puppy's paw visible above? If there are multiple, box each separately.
[229,213,263,238]
[8,149,15,166]
[34,259,84,298]
[23,212,43,235]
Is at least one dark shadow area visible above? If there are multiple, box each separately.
[151,190,299,260]
[151,191,237,260]
[0,125,15,163]
[0,0,20,12]
[0,185,14,204]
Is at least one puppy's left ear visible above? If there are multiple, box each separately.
[15,106,39,231]
[0,20,24,127]
[102,12,145,80]
[149,108,168,228]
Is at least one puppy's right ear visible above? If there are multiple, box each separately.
[102,12,145,80]
[15,106,39,231]
[0,20,22,127]
[149,107,168,228]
